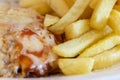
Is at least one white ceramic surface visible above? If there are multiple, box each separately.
[0,63,120,80]
[40,63,120,80]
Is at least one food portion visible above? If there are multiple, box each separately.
[0,6,57,77]
[93,45,120,69]
[65,19,91,40]
[58,58,94,75]
[20,0,52,15]
[48,0,91,35]
[1,0,120,78]
[44,14,60,28]
[108,9,120,35]
[53,26,112,57]
[90,0,117,30]
[79,33,120,57]
[45,0,69,17]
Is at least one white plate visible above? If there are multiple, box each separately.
[40,63,120,80]
[2,63,120,80]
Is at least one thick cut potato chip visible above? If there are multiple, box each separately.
[44,14,60,27]
[114,5,120,11]
[89,0,98,9]
[48,0,90,35]
[93,45,120,69]
[64,0,75,8]
[79,33,120,57]
[90,0,117,30]
[53,26,112,57]
[20,0,120,75]
[80,6,93,19]
[65,19,90,40]
[20,0,52,15]
[45,0,69,17]
[116,0,120,5]
[108,9,120,35]
[58,58,94,75]
[20,0,40,7]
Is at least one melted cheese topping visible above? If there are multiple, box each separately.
[0,7,57,77]
[21,35,43,52]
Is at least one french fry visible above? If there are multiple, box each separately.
[50,11,59,16]
[90,0,117,30]
[64,0,76,8]
[79,33,120,57]
[108,9,120,35]
[116,0,120,5]
[93,45,120,69]
[89,0,98,9]
[113,5,120,11]
[48,0,90,35]
[80,6,93,19]
[20,0,52,15]
[53,26,112,57]
[58,58,94,75]
[20,0,120,75]
[65,19,91,40]
[45,0,69,17]
[44,14,60,28]
[20,0,39,7]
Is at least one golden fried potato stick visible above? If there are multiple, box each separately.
[79,6,93,19]
[113,5,120,11]
[58,58,94,75]
[48,0,90,35]
[20,0,52,15]
[45,0,69,17]
[108,9,120,35]
[90,0,117,30]
[79,33,120,57]
[93,45,120,69]
[65,19,91,40]
[20,0,40,7]
[89,0,98,9]
[64,0,76,8]
[116,0,120,5]
[53,26,112,57]
[44,14,60,28]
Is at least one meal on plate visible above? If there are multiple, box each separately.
[0,0,120,78]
